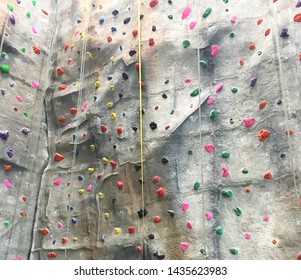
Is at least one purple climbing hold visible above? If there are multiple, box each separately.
[7,148,14,158]
[0,130,9,141]
[250,77,257,87]
[296,1,301,8]
[17,0,21,4]
[22,127,30,135]
[1,89,5,95]
[280,28,289,38]
[9,14,16,25]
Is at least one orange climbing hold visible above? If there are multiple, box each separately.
[259,100,267,109]
[40,228,50,235]
[265,29,271,36]
[258,129,270,141]
[257,18,263,25]
[70,107,78,114]
[3,165,12,172]
[54,153,65,161]
[32,45,41,54]
[263,171,273,179]
[58,115,67,122]
[294,14,301,22]
[249,43,255,50]
[58,84,67,90]
[48,252,58,258]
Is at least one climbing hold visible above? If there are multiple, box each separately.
[209,109,217,119]
[280,28,289,38]
[294,13,301,22]
[182,6,191,19]
[234,207,242,216]
[230,31,235,37]
[199,60,208,67]
[182,40,190,48]
[31,80,39,89]
[3,165,12,172]
[231,16,237,23]
[132,29,138,37]
[297,252,301,260]
[53,178,62,186]
[117,182,124,189]
[204,143,215,153]
[249,43,255,50]
[180,242,189,251]
[150,122,157,130]
[48,252,58,258]
[211,45,219,57]
[32,45,41,54]
[190,87,200,97]
[216,226,224,235]
[6,148,14,158]
[263,171,272,179]
[152,176,160,183]
[7,3,14,11]
[189,21,197,30]
[57,67,64,75]
[193,182,201,190]
[258,129,270,141]
[153,216,161,223]
[221,189,233,197]
[109,161,117,168]
[263,215,270,221]
[149,0,159,8]
[215,83,224,93]
[116,126,123,135]
[40,228,50,235]
[242,168,249,174]
[114,228,121,234]
[207,95,215,105]
[250,77,257,87]
[128,226,135,234]
[78,189,85,194]
[156,187,165,196]
[285,130,293,136]
[259,100,267,109]
[265,29,271,36]
[3,179,12,188]
[205,211,213,220]
[203,8,212,18]
[41,9,49,15]
[0,130,9,141]
[222,151,230,158]
[162,157,169,164]
[230,248,239,255]
[70,107,77,114]
[181,201,189,211]
[257,18,263,25]
[243,117,255,127]
[54,153,64,161]
[149,38,155,46]
[0,64,10,73]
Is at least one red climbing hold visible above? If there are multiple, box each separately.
[32,45,41,54]
[149,0,158,8]
[101,125,107,133]
[70,108,77,114]
[58,115,67,122]
[239,60,244,66]
[258,129,270,141]
[41,9,49,15]
[40,228,50,235]
[19,211,26,217]
[135,63,140,70]
[132,29,138,37]
[3,165,12,172]
[64,44,69,51]
[156,187,165,197]
[54,153,65,161]
[57,67,64,75]
[297,252,301,260]
[107,36,112,42]
[110,161,117,168]
[48,252,58,258]
[258,100,267,109]
[149,38,155,46]
[245,187,251,193]
[58,84,67,90]
[263,171,273,179]
[136,246,142,252]
[265,29,271,36]
[153,216,161,223]
[117,181,124,189]
[117,126,123,135]
[62,237,68,244]
[285,130,293,135]
[128,226,135,234]
[257,18,263,25]
[97,174,102,180]
[249,43,255,50]
[273,0,278,3]
[22,196,27,201]
[299,53,301,60]
[294,14,301,22]
[152,176,160,183]
[165,125,170,130]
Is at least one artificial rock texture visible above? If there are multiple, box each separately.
[0,0,301,260]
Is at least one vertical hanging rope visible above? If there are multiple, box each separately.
[137,0,145,227]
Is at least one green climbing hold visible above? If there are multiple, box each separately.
[234,207,242,216]
[168,15,173,20]
[216,226,224,235]
[26,11,31,18]
[199,60,208,67]
[0,64,10,73]
[242,168,249,174]
[23,112,29,117]
[182,40,190,48]
[7,3,14,12]
[230,118,234,124]
[200,248,207,256]
[230,31,235,38]
[188,150,193,155]
[230,247,239,255]
[193,182,201,190]
[203,8,212,18]
[231,87,238,93]
[3,220,10,226]
[222,151,230,158]
[21,47,26,53]
[258,51,262,56]
[221,189,233,197]
[32,0,37,6]
[209,109,217,119]
[1,52,6,58]
[190,87,200,97]
[223,0,229,3]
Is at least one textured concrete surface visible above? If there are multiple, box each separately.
[0,0,301,260]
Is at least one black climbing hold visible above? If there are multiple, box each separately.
[162,157,169,164]
[132,126,138,132]
[167,210,174,216]
[129,50,137,57]
[112,198,116,204]
[113,144,116,149]
[157,254,165,260]
[137,208,148,219]
[140,14,144,20]
[123,17,131,24]
[277,99,282,105]
[168,0,172,4]
[280,153,286,158]
[162,93,168,99]
[165,80,169,84]
[148,233,155,240]
[152,25,156,31]
[112,10,119,16]
[135,164,141,171]
[119,93,123,98]
[150,122,157,130]
[122,72,129,80]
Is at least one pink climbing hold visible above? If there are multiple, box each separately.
[53,178,62,186]
[149,0,158,8]
[67,58,72,64]
[231,16,237,23]
[263,215,270,221]
[4,179,12,188]
[32,27,37,34]
[186,221,193,229]
[207,95,215,105]
[16,95,23,102]
[57,221,63,229]
[182,6,192,20]
[185,78,192,83]
[204,143,215,153]
[215,82,224,93]
[181,201,189,211]
[31,80,39,89]
[245,232,252,239]
[87,184,92,191]
[221,163,229,177]
[180,242,189,251]
[243,117,255,127]
[211,45,219,57]
[81,101,88,112]
[205,211,213,221]
[189,20,197,30]
[13,255,22,260]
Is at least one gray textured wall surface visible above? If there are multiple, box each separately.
[0,0,301,260]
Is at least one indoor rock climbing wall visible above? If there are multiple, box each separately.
[1,0,301,260]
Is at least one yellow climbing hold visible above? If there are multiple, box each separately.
[72,237,78,241]
[102,157,109,165]
[110,56,115,63]
[98,192,104,199]
[110,113,117,120]
[70,44,74,49]
[95,80,100,88]
[79,32,84,38]
[88,168,95,174]
[88,35,93,40]
[83,6,87,11]
[110,85,115,91]
[86,51,92,58]
[78,189,85,194]
[89,144,95,152]
[129,146,134,151]
[99,4,103,9]
[104,213,109,219]
[107,102,113,108]
[113,228,121,234]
